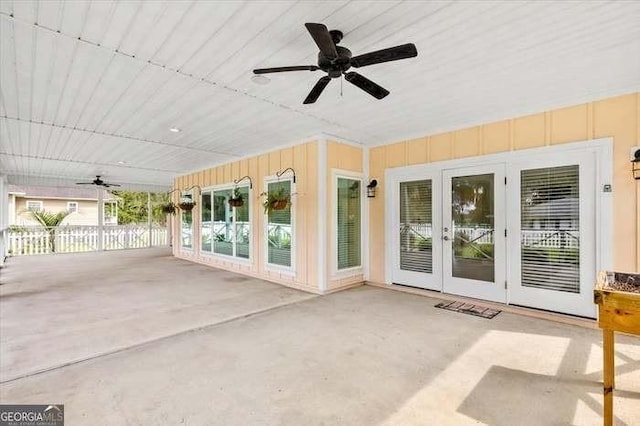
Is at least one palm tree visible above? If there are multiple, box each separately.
[29,210,70,253]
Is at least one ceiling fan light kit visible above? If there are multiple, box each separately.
[253,23,417,104]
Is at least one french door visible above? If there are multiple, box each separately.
[507,152,596,318]
[388,148,599,317]
[442,165,506,303]
[389,163,506,302]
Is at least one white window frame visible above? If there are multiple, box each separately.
[263,176,295,275]
[201,184,252,264]
[67,201,78,213]
[26,200,43,211]
[332,169,365,279]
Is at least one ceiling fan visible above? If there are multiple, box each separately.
[75,175,121,188]
[253,23,418,104]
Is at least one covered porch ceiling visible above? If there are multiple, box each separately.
[1,0,639,192]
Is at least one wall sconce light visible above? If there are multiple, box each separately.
[367,179,378,198]
[632,147,640,180]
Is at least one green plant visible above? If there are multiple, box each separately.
[28,209,71,252]
[260,187,291,214]
[159,201,177,215]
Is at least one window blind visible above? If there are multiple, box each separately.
[337,177,361,270]
[267,181,292,267]
[520,165,580,293]
[399,180,433,273]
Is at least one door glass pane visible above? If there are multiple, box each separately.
[399,180,432,273]
[451,174,494,282]
[337,178,361,269]
[521,165,580,293]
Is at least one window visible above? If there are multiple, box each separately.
[26,200,43,211]
[336,177,362,270]
[266,180,292,268]
[67,202,78,213]
[181,194,193,249]
[201,186,250,259]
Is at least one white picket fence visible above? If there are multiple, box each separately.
[7,225,168,255]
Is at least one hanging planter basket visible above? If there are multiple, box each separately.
[271,199,289,210]
[178,201,196,211]
[229,198,244,208]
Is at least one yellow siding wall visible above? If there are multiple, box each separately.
[369,93,640,283]
[326,140,364,291]
[172,141,319,293]
[14,198,103,226]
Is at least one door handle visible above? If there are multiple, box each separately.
[443,236,450,241]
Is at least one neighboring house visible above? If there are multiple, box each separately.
[8,185,118,226]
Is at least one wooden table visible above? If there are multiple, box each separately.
[593,287,640,426]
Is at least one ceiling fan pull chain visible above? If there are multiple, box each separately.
[341,74,343,97]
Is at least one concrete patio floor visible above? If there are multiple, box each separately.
[1,249,638,425]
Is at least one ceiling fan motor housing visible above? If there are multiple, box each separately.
[318,45,352,78]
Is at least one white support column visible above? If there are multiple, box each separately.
[317,137,328,293]
[363,146,371,282]
[147,192,152,247]
[97,189,104,251]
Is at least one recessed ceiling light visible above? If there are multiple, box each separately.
[117,161,126,165]
[251,75,270,85]
[169,127,181,133]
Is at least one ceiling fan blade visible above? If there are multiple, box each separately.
[253,65,319,74]
[305,23,338,60]
[76,182,94,185]
[350,43,417,68]
[303,76,332,104]
[344,72,390,99]
[104,183,121,188]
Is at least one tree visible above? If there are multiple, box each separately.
[29,210,70,253]
[110,191,170,225]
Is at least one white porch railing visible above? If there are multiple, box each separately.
[7,225,168,255]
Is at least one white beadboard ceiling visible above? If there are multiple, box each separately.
[1,0,639,191]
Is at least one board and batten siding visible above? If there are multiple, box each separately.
[369,92,640,284]
[327,140,364,291]
[172,141,319,293]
